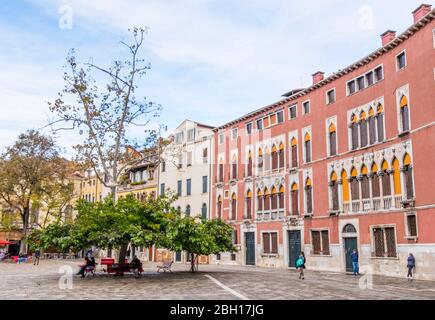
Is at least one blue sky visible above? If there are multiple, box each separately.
[0,0,431,157]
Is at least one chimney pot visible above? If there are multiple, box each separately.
[312,71,325,85]
[412,4,432,23]
[380,30,396,46]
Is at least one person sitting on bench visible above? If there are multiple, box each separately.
[130,255,142,278]
[77,257,95,278]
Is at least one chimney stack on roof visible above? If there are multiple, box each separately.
[380,30,396,46]
[412,4,432,23]
[312,71,325,85]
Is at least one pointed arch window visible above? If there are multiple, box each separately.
[258,148,263,172]
[392,158,402,197]
[330,172,339,211]
[278,185,285,210]
[265,148,271,171]
[360,111,368,147]
[305,178,313,214]
[291,183,299,215]
[263,188,270,211]
[341,170,350,212]
[350,167,360,201]
[278,143,285,169]
[246,190,252,219]
[361,165,370,199]
[257,189,263,212]
[271,186,278,210]
[371,163,380,199]
[217,196,222,218]
[403,153,414,200]
[247,151,253,177]
[219,159,224,182]
[400,95,410,132]
[376,104,384,142]
[304,133,311,163]
[232,155,237,180]
[231,193,237,220]
[291,138,298,168]
[381,160,391,196]
[271,145,278,170]
[368,108,376,145]
[350,114,359,150]
[329,123,337,156]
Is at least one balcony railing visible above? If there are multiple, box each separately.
[394,195,402,208]
[372,197,381,211]
[362,199,371,212]
[256,210,285,222]
[351,200,360,213]
[383,196,392,210]
[343,201,350,213]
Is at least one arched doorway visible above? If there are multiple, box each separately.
[342,223,358,273]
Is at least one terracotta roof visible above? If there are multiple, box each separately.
[214,9,435,131]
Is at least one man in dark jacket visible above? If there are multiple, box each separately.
[407,253,415,281]
[351,249,359,276]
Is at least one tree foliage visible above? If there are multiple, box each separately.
[0,130,73,254]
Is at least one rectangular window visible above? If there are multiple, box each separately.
[202,148,208,164]
[202,176,208,193]
[216,253,221,261]
[231,253,236,261]
[175,132,184,144]
[263,116,270,128]
[366,71,374,86]
[373,226,396,257]
[219,133,224,145]
[326,89,336,104]
[288,105,297,119]
[187,128,195,141]
[232,128,238,140]
[277,110,284,123]
[375,66,383,82]
[311,230,330,255]
[186,179,192,196]
[347,80,356,95]
[396,51,406,70]
[160,183,165,196]
[262,232,278,254]
[303,101,310,114]
[161,161,166,172]
[177,180,182,196]
[246,123,252,135]
[356,76,365,90]
[232,230,238,244]
[256,119,263,130]
[270,113,277,126]
[187,152,192,167]
[407,214,417,237]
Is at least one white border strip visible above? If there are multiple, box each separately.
[204,274,249,300]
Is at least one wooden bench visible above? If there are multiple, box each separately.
[157,260,173,273]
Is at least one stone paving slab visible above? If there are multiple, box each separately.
[1,260,434,300]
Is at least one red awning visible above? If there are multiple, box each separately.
[0,240,12,245]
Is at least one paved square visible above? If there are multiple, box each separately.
[1,260,434,300]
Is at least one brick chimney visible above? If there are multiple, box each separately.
[380,30,396,46]
[312,71,324,85]
[412,4,432,23]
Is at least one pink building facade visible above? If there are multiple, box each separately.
[211,5,435,280]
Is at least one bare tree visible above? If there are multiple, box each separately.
[47,27,162,262]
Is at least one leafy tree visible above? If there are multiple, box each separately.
[0,130,72,254]
[28,193,177,262]
[162,217,236,272]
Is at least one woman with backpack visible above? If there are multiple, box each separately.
[296,252,306,280]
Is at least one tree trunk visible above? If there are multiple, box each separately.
[20,206,30,255]
[118,243,128,263]
[190,253,198,273]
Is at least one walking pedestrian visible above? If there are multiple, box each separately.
[34,249,41,265]
[351,249,360,276]
[407,253,415,281]
[296,252,306,280]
